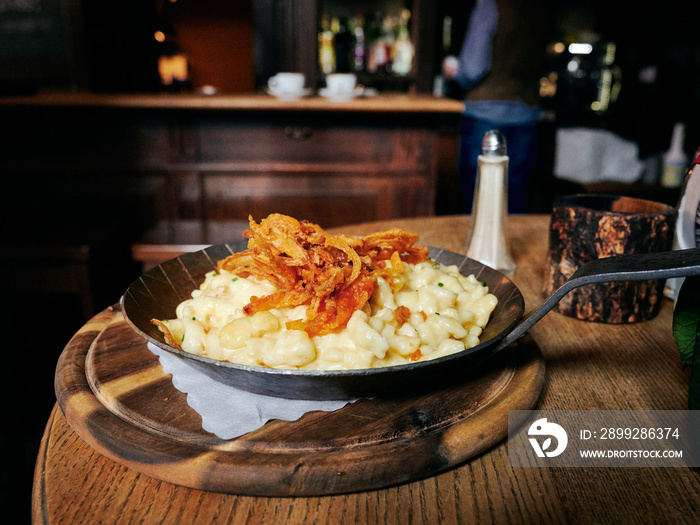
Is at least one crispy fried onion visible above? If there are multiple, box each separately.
[215,213,429,337]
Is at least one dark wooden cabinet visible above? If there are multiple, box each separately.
[151,111,443,225]
[0,93,461,231]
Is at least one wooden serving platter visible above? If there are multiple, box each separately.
[55,304,545,496]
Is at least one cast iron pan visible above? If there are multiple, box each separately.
[120,243,700,400]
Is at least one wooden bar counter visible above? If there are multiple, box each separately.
[0,91,464,113]
[0,92,462,229]
[32,215,699,524]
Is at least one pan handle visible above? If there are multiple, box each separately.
[496,247,700,351]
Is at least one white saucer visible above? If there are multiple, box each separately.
[319,87,364,102]
[265,87,313,101]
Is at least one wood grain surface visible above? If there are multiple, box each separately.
[33,215,700,524]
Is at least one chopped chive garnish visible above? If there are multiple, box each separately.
[438,282,444,287]
[232,277,238,282]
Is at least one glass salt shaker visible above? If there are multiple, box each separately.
[465,130,516,275]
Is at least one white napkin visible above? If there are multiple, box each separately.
[148,343,358,440]
[554,127,644,184]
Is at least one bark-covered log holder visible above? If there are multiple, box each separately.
[543,194,677,323]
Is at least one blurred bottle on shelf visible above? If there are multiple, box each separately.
[321,7,413,82]
[434,13,467,99]
[392,9,414,76]
[661,122,689,188]
[378,15,395,74]
[319,14,336,74]
[351,13,366,73]
[334,17,353,73]
[433,15,452,96]
[365,12,382,74]
[366,13,392,74]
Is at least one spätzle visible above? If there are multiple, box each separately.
[158,260,497,370]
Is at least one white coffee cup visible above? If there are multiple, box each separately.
[268,72,305,94]
[326,73,357,96]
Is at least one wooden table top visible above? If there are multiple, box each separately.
[32,215,699,524]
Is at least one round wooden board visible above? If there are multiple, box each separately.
[55,305,545,496]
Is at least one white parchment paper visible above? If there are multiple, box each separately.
[147,343,357,439]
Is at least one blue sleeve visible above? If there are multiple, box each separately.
[454,0,498,89]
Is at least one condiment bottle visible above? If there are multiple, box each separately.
[661,122,689,188]
[465,130,516,275]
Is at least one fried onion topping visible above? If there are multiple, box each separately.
[215,213,429,337]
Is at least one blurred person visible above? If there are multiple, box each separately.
[444,0,551,213]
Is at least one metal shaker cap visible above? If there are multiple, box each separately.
[481,130,507,156]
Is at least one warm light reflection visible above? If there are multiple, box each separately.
[154,30,166,43]
[604,42,616,65]
[552,42,565,54]
[568,43,593,55]
[593,69,614,113]
[159,54,188,85]
[539,72,558,97]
